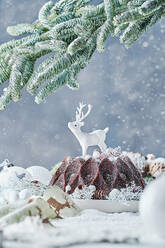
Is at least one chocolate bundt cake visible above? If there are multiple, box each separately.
[50,152,145,199]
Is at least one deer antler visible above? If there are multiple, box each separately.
[76,102,86,122]
[76,103,92,122]
[82,104,92,120]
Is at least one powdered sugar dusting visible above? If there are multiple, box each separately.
[71,185,96,200]
[69,182,142,201]
[122,151,146,171]
[92,147,122,162]
[108,183,143,202]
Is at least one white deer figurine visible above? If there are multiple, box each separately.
[68,103,109,157]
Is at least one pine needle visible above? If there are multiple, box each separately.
[0,0,164,110]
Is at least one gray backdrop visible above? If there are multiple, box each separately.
[0,0,164,169]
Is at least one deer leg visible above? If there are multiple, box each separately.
[98,142,107,152]
[82,145,87,158]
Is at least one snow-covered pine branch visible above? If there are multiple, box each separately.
[0,0,164,109]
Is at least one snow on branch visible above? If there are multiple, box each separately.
[0,0,164,109]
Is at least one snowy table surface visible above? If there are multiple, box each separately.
[3,209,165,248]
